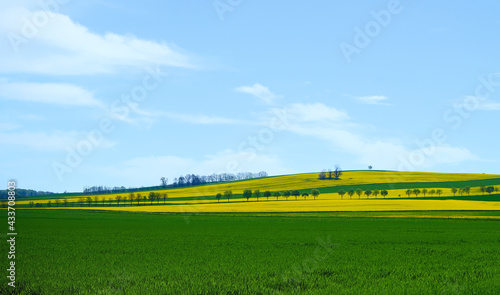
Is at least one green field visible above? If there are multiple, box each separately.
[3,210,499,294]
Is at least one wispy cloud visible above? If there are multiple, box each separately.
[161,112,244,125]
[0,6,194,75]
[459,96,500,111]
[236,83,282,105]
[0,80,104,107]
[0,130,116,151]
[353,95,390,105]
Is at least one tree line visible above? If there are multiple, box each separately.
[337,189,389,199]
[27,192,169,208]
[214,189,321,203]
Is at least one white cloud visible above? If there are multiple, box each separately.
[236,83,282,105]
[459,96,500,111]
[0,6,194,75]
[99,150,292,188]
[0,130,116,151]
[354,95,390,105]
[281,103,350,123]
[271,102,479,171]
[0,80,104,107]
[161,112,243,125]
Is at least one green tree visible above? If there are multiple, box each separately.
[129,193,136,205]
[115,195,122,206]
[243,189,252,201]
[381,190,388,198]
[355,189,362,199]
[338,189,346,199]
[436,189,442,197]
[311,189,320,200]
[486,186,495,194]
[47,200,51,207]
[480,186,486,195]
[413,189,421,198]
[364,190,372,198]
[451,187,457,197]
[422,189,428,197]
[348,189,355,199]
[292,190,300,200]
[63,199,68,207]
[333,165,342,179]
[253,189,261,201]
[148,192,156,205]
[216,193,222,203]
[136,193,142,205]
[29,201,34,208]
[264,191,272,201]
[283,190,291,200]
[162,193,168,204]
[86,197,92,207]
[463,186,470,196]
[405,189,412,198]
[273,191,281,201]
[224,190,233,202]
[372,189,380,198]
[429,189,436,197]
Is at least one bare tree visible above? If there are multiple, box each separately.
[333,165,342,180]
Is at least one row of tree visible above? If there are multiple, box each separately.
[169,171,268,188]
[215,189,321,203]
[28,192,169,208]
[337,189,389,199]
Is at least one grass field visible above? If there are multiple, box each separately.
[2,210,499,294]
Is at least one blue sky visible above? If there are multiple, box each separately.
[1,0,500,192]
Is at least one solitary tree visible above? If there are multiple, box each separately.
[436,189,442,197]
[355,189,362,199]
[243,189,252,202]
[292,190,300,200]
[413,189,421,198]
[283,190,291,200]
[253,189,261,201]
[273,191,281,201]
[373,189,380,198]
[368,165,373,170]
[451,187,457,197]
[348,189,355,199]
[405,189,412,198]
[224,190,233,202]
[338,189,346,199]
[216,193,222,203]
[311,189,320,200]
[333,165,343,180]
[381,190,388,198]
[422,189,428,197]
[264,191,272,201]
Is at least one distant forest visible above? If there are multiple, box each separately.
[82,171,269,195]
[0,188,54,199]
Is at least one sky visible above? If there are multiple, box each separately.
[1,0,500,193]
